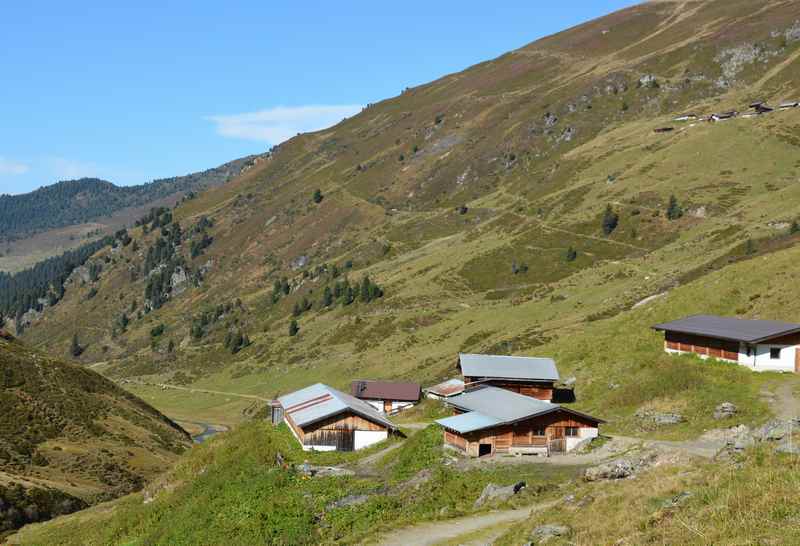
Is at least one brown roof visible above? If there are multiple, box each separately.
[350,380,421,402]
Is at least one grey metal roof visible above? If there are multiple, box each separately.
[437,412,501,434]
[436,386,602,434]
[278,383,396,430]
[652,315,800,344]
[459,354,559,382]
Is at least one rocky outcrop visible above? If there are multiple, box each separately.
[528,523,571,544]
[473,481,526,508]
[713,402,737,420]
[636,409,684,426]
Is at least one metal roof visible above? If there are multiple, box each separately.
[653,314,800,344]
[458,354,559,382]
[437,412,501,434]
[351,380,421,402]
[424,378,465,397]
[436,386,603,434]
[278,383,396,430]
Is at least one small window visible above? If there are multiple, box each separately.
[565,427,579,437]
[770,347,782,360]
[533,427,546,437]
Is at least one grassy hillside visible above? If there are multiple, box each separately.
[18,0,800,430]
[8,422,583,546]
[0,335,191,537]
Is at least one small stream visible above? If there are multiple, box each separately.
[181,421,229,443]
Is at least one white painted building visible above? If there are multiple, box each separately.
[654,315,800,373]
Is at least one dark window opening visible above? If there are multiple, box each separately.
[565,427,579,437]
[533,427,546,437]
[770,347,782,360]
[478,443,492,457]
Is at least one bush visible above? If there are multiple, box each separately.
[602,205,619,235]
[565,246,578,262]
[666,195,683,220]
[312,189,323,204]
[289,320,300,337]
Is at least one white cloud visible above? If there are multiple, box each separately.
[0,157,30,175]
[206,104,363,143]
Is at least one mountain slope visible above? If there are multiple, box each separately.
[17,0,800,429]
[0,333,191,536]
[0,156,261,274]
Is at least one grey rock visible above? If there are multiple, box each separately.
[530,523,571,544]
[713,402,738,420]
[299,464,355,478]
[543,112,559,128]
[290,255,309,270]
[561,376,577,387]
[786,21,800,43]
[638,74,658,87]
[636,409,684,425]
[556,127,575,143]
[584,459,637,481]
[326,494,370,511]
[757,420,789,442]
[473,481,526,508]
[661,491,692,509]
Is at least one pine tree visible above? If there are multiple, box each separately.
[791,221,800,235]
[70,333,83,358]
[666,194,683,220]
[360,276,373,303]
[312,189,323,204]
[321,286,333,307]
[565,246,578,262]
[602,205,619,235]
[289,320,299,337]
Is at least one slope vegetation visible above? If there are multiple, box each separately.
[0,156,260,273]
[17,0,800,431]
[0,334,191,537]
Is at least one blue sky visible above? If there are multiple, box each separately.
[0,1,638,195]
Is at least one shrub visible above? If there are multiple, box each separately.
[666,194,683,220]
[565,246,578,262]
[312,189,323,204]
[602,205,619,235]
[289,320,299,337]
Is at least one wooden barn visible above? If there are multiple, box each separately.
[653,315,800,373]
[350,380,421,414]
[458,353,560,401]
[436,386,603,457]
[277,383,397,451]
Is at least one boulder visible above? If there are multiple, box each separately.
[584,459,637,481]
[636,409,684,426]
[298,464,355,478]
[756,420,789,442]
[713,402,738,420]
[326,494,370,511]
[530,524,571,544]
[473,481,526,508]
[661,491,692,509]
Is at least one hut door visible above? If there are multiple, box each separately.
[549,427,565,453]
[478,443,492,457]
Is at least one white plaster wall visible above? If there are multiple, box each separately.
[303,444,337,452]
[390,401,415,413]
[365,400,385,412]
[354,430,388,450]
[753,344,796,372]
[579,427,599,439]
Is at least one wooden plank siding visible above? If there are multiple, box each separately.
[287,410,388,451]
[664,331,739,361]
[442,409,597,456]
[462,377,554,401]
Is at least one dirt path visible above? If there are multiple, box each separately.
[772,379,800,421]
[374,507,536,546]
[123,379,273,402]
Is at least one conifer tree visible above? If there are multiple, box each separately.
[289,320,299,337]
[602,205,619,235]
[70,333,83,358]
[666,194,683,220]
